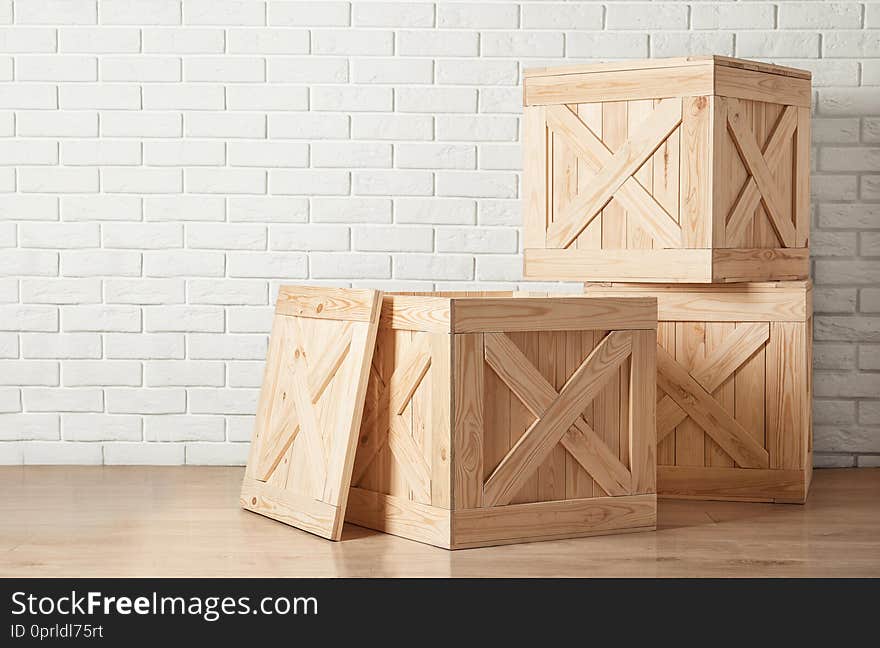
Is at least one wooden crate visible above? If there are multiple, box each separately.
[522,56,811,284]
[583,281,813,503]
[346,292,658,549]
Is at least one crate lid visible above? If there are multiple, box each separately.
[241,285,383,541]
[524,55,811,81]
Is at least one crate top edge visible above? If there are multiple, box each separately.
[523,55,811,82]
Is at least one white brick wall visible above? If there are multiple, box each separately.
[0,1,877,467]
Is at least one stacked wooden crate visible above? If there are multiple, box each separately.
[523,56,813,503]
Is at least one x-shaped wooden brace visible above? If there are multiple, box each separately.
[351,334,432,500]
[482,330,634,507]
[545,98,683,249]
[726,102,797,247]
[255,318,353,487]
[656,323,770,468]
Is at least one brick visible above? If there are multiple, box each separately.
[395,254,473,281]
[522,3,602,29]
[736,32,820,58]
[397,30,478,57]
[185,111,265,138]
[16,1,96,25]
[862,176,880,201]
[145,196,224,221]
[818,89,880,116]
[396,143,475,170]
[268,56,348,83]
[19,167,99,194]
[227,415,254,440]
[142,250,224,276]
[693,4,775,29]
[226,84,309,110]
[352,114,432,141]
[143,305,224,332]
[396,87,476,113]
[651,32,734,58]
[312,142,391,168]
[0,361,58,386]
[107,388,185,414]
[313,29,392,55]
[189,333,266,360]
[436,60,518,85]
[144,415,224,441]
[143,27,225,53]
[479,87,523,114]
[312,86,392,112]
[185,441,249,465]
[436,227,517,254]
[227,251,307,277]
[227,307,272,333]
[0,388,19,412]
[62,360,141,387]
[269,112,349,139]
[815,425,880,453]
[478,143,521,171]
[102,168,182,194]
[353,170,432,196]
[104,442,185,465]
[105,279,185,304]
[0,195,58,221]
[436,171,517,198]
[188,388,257,415]
[101,111,182,138]
[62,196,139,223]
[105,333,184,359]
[229,196,308,223]
[268,1,350,27]
[187,223,266,250]
[22,279,101,305]
[103,223,183,249]
[142,83,224,109]
[0,250,58,276]
[862,289,880,313]
[144,361,224,387]
[812,453,855,468]
[476,255,521,281]
[101,0,180,25]
[815,316,880,342]
[824,32,880,57]
[310,253,390,279]
[438,3,518,29]
[859,401,880,426]
[183,0,264,26]
[353,1,432,26]
[860,344,880,370]
[395,198,475,225]
[814,400,856,426]
[810,231,858,257]
[184,56,264,82]
[17,110,98,137]
[819,204,880,229]
[24,387,102,412]
[270,224,349,250]
[0,305,58,332]
[0,27,56,52]
[101,55,181,81]
[813,342,856,369]
[228,27,308,53]
[860,232,880,256]
[815,261,880,286]
[229,141,307,167]
[185,168,266,194]
[144,141,225,166]
[813,287,857,314]
[437,115,518,142]
[608,4,688,29]
[21,441,103,465]
[483,31,563,58]
[59,26,140,52]
[866,118,880,142]
[352,58,433,84]
[0,414,58,440]
[353,226,432,252]
[228,361,262,388]
[811,175,857,201]
[311,197,390,223]
[17,55,96,81]
[188,279,267,305]
[61,139,140,166]
[782,59,859,87]
[0,84,56,109]
[566,32,649,59]
[270,169,349,195]
[821,148,880,172]
[0,332,16,357]
[61,305,140,331]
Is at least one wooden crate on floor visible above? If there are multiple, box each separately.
[346,292,658,549]
[522,56,811,284]
[583,281,813,503]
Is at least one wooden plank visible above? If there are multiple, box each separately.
[379,295,451,333]
[452,494,656,548]
[576,102,603,249]
[656,322,676,465]
[483,331,633,506]
[523,105,548,249]
[627,99,656,249]
[525,66,713,106]
[657,345,770,469]
[547,99,681,249]
[704,323,735,468]
[452,333,483,509]
[735,321,766,452]
[601,101,627,250]
[525,248,713,282]
[430,333,451,508]
[565,331,595,498]
[537,332,566,501]
[275,285,380,322]
[712,248,809,282]
[653,98,680,228]
[658,466,807,503]
[629,329,656,494]
[241,476,338,540]
[766,322,807,471]
[582,281,811,322]
[452,296,657,333]
[679,96,712,248]
[523,56,810,80]
[345,487,452,549]
[714,64,811,108]
[674,322,706,467]
[510,332,540,504]
[795,106,811,247]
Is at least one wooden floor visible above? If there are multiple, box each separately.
[1,466,878,577]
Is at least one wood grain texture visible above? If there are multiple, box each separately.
[523,105,548,249]
[452,333,484,509]
[275,285,380,322]
[680,96,712,248]
[629,329,656,494]
[525,248,713,282]
[658,466,807,503]
[379,295,451,333]
[345,487,452,549]
[713,64,811,108]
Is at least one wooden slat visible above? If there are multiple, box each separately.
[483,331,633,506]
[657,345,770,469]
[452,296,656,333]
[658,466,807,503]
[483,331,633,497]
[385,416,431,501]
[674,322,705,466]
[576,102,603,249]
[766,322,807,470]
[451,494,656,548]
[629,329,656,494]
[714,64,811,108]
[735,321,767,453]
[564,331,595,497]
[680,96,712,248]
[379,295,451,333]
[712,248,809,282]
[345,487,452,549]
[452,333,483,509]
[241,476,338,540]
[600,101,627,249]
[275,285,380,322]
[627,99,656,249]
[430,333,451,508]
[795,106,811,247]
[525,248,713,282]
[546,99,681,249]
[523,105,548,249]
[536,332,565,501]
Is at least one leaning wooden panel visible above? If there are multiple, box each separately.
[241,286,382,540]
[584,281,813,503]
[347,291,658,548]
[523,55,811,284]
